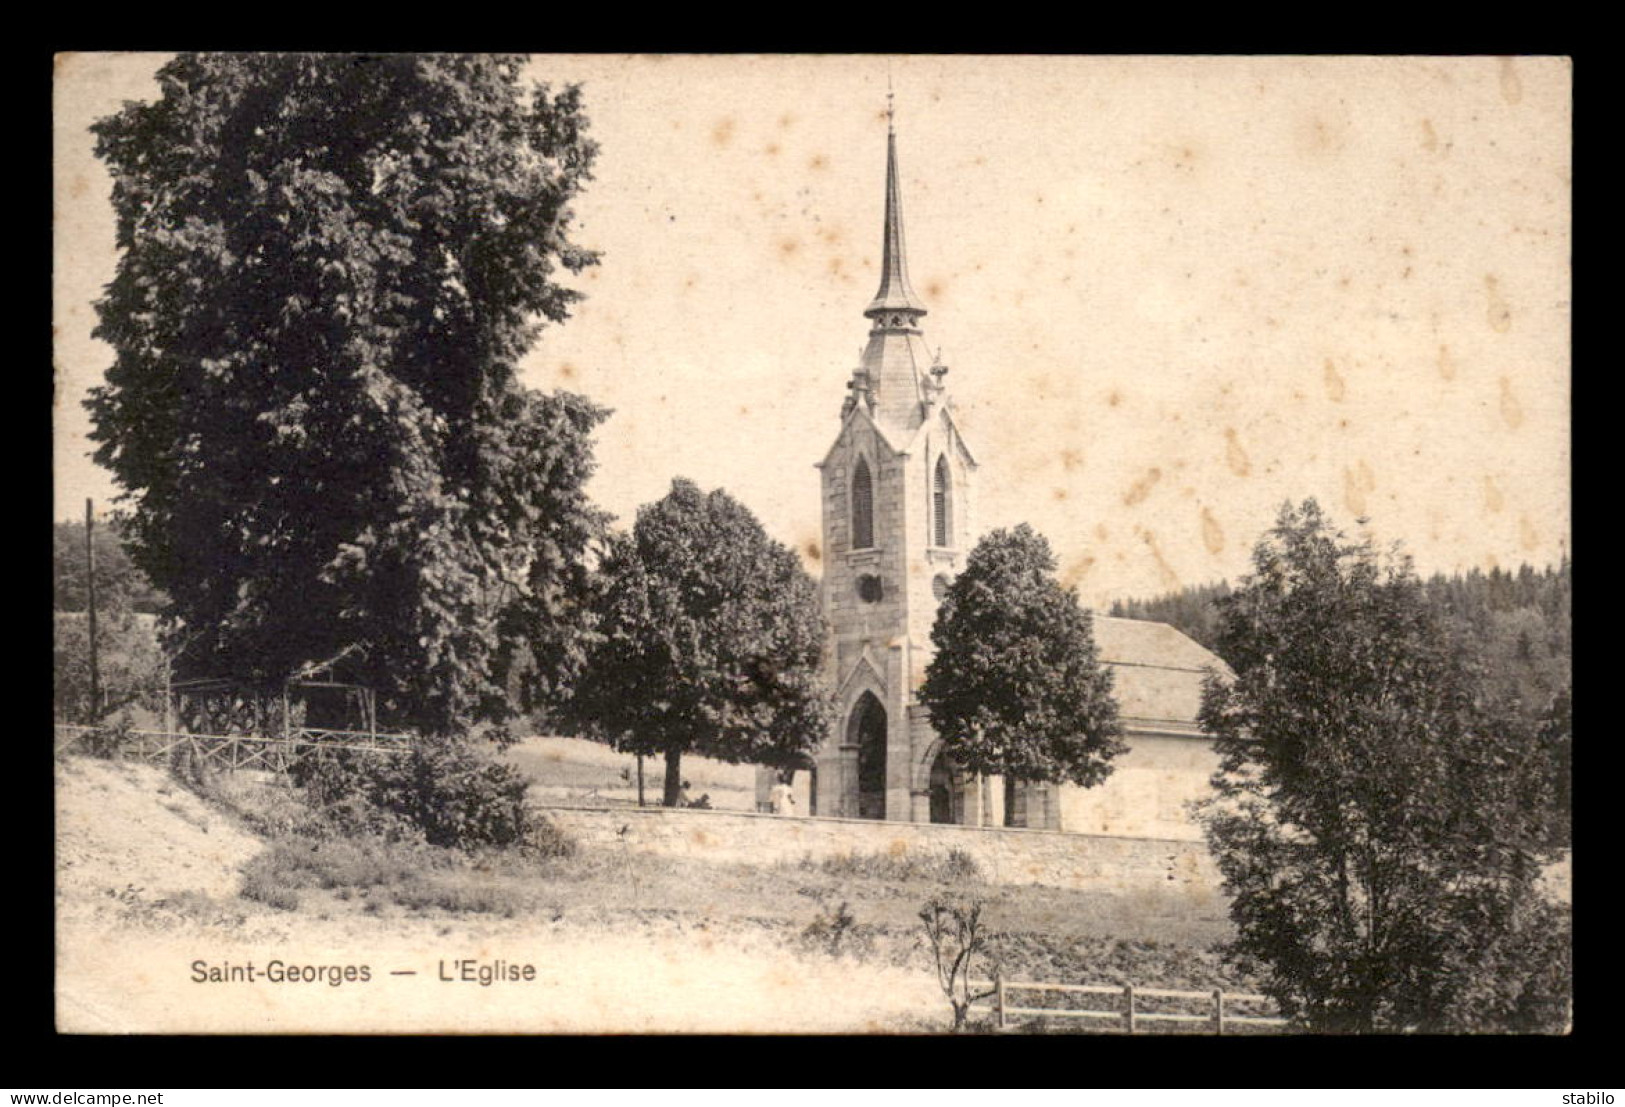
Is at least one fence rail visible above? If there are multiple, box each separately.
[54,723,415,772]
[969,977,1289,1034]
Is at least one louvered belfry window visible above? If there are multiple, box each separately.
[933,455,951,547]
[852,457,874,549]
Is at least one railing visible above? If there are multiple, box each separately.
[970,976,1289,1034]
[53,723,415,772]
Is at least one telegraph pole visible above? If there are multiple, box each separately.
[84,498,101,722]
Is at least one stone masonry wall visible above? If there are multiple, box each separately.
[539,804,1224,903]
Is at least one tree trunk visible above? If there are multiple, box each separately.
[663,747,683,807]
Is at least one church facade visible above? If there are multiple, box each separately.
[785,110,1228,841]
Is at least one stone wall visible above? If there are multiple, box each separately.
[539,803,1225,903]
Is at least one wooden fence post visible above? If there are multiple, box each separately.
[1213,988,1224,1035]
[1123,983,1135,1035]
[995,971,1007,1031]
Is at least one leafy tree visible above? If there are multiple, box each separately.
[88,53,606,735]
[920,524,1125,813]
[1198,500,1569,1033]
[560,478,834,806]
[53,518,166,615]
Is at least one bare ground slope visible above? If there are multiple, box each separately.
[55,757,940,1034]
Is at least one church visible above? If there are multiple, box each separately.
[775,105,1230,842]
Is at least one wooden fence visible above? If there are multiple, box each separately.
[54,723,414,773]
[970,976,1289,1034]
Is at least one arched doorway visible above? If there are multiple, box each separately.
[850,692,887,820]
[928,747,962,824]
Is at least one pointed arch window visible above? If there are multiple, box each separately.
[933,455,952,548]
[852,457,874,550]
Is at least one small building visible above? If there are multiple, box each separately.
[769,104,1229,840]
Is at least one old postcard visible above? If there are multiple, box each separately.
[53,53,1571,1035]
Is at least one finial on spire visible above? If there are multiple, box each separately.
[864,82,927,324]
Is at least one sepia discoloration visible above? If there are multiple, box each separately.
[1499,376,1525,430]
[1123,467,1162,506]
[1323,358,1347,402]
[1344,460,1376,518]
[1200,506,1224,555]
[1498,56,1524,106]
[1224,428,1251,478]
[1485,274,1512,333]
[1438,344,1458,381]
[53,53,1572,1036]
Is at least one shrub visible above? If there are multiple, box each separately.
[919,895,1002,1032]
[290,738,551,851]
[800,900,874,960]
[807,848,985,885]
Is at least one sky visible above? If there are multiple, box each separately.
[53,54,1571,607]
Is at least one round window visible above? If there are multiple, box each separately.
[857,574,884,603]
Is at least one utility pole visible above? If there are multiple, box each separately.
[84,498,101,722]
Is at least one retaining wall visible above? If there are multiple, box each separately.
[539,804,1224,900]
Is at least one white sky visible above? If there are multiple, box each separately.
[53,54,1571,606]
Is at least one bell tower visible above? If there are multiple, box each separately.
[812,97,980,822]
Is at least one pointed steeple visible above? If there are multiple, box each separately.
[864,92,927,324]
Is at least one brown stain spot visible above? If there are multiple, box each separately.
[1484,476,1504,514]
[690,828,712,848]
[1499,376,1525,429]
[1438,344,1458,380]
[1300,115,1347,155]
[1499,57,1524,105]
[808,153,828,171]
[1200,506,1224,555]
[924,278,946,301]
[1224,428,1251,477]
[711,118,735,147]
[1107,389,1123,408]
[1052,487,1068,501]
[887,838,908,858]
[1060,555,1096,589]
[557,362,577,381]
[764,142,781,158]
[1060,448,1084,472]
[1323,358,1347,402]
[818,225,845,246]
[826,256,848,281]
[778,237,800,259]
[1095,523,1109,542]
[1140,530,1181,590]
[778,112,796,129]
[804,540,821,563]
[1421,118,1439,152]
[1485,274,1512,333]
[1519,514,1539,552]
[1344,460,1376,518]
[1123,467,1162,506]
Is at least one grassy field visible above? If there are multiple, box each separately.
[57,749,1266,1033]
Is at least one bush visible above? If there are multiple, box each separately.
[82,714,137,760]
[290,738,553,851]
[806,847,985,885]
[800,900,874,959]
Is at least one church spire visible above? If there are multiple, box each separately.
[863,90,927,324]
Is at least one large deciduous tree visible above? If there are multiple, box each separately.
[561,479,834,806]
[1198,500,1570,1033]
[89,53,607,735]
[919,524,1125,805]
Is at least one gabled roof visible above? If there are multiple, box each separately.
[814,400,906,470]
[1090,615,1231,735]
[899,401,980,469]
